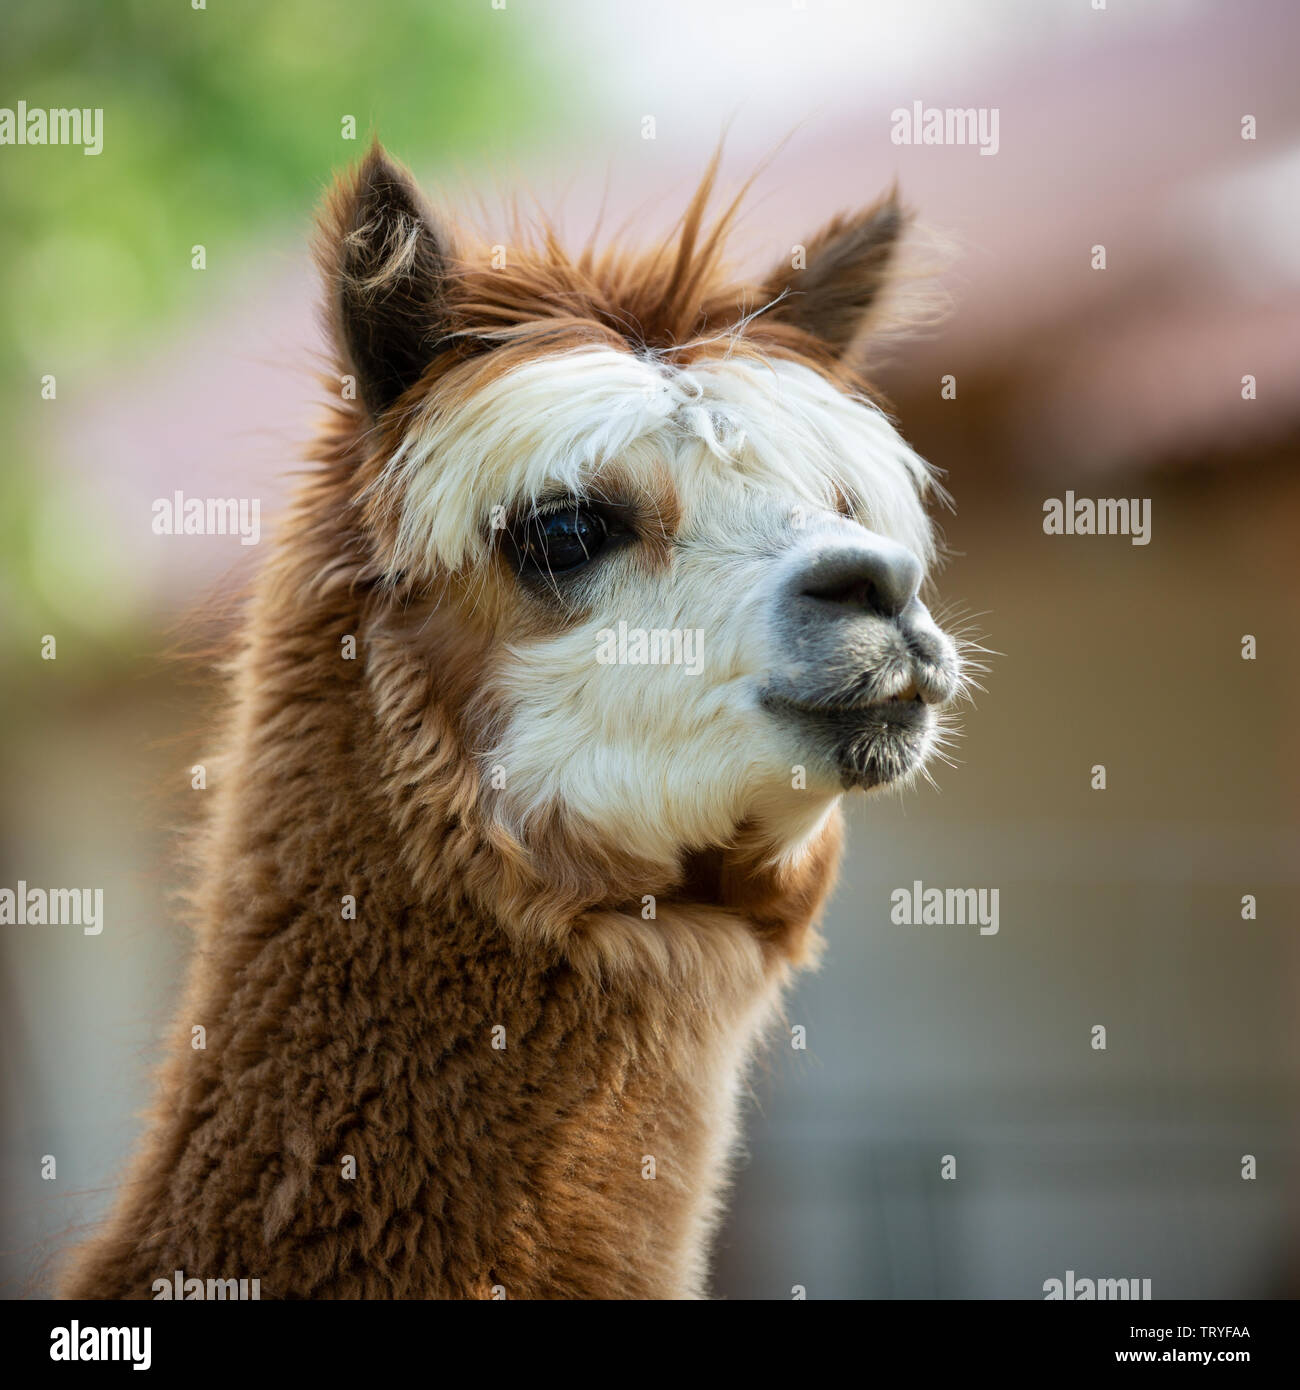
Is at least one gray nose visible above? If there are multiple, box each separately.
[792,538,923,620]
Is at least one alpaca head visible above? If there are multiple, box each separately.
[312,145,964,915]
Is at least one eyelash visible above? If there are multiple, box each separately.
[505,497,626,579]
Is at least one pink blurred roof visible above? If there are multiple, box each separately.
[53,0,1300,608]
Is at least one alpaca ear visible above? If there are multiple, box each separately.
[761,193,906,357]
[319,144,454,417]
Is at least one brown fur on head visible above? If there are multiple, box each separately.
[316,142,907,406]
[300,142,958,973]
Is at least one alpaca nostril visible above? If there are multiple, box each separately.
[795,540,922,620]
[800,574,877,610]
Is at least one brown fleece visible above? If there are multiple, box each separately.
[57,142,912,1300]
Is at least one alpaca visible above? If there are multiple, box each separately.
[62,144,963,1300]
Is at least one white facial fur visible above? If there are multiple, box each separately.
[384,346,942,876]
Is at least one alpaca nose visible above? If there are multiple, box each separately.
[792,537,923,620]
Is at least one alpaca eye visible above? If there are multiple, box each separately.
[516,504,609,575]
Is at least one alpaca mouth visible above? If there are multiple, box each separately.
[762,689,935,790]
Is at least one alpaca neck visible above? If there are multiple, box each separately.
[64,529,838,1299]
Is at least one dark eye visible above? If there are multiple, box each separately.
[514,503,609,575]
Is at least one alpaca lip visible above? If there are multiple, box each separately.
[761,690,927,720]
[761,691,933,789]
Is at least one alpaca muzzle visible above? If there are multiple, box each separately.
[761,529,961,789]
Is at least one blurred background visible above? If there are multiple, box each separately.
[3,0,1298,1299]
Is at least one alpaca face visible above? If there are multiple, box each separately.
[320,147,963,881]
[385,347,960,872]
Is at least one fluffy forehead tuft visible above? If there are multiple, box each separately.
[379,346,939,574]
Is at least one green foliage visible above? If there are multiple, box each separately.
[2,0,539,374]
[0,0,548,649]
